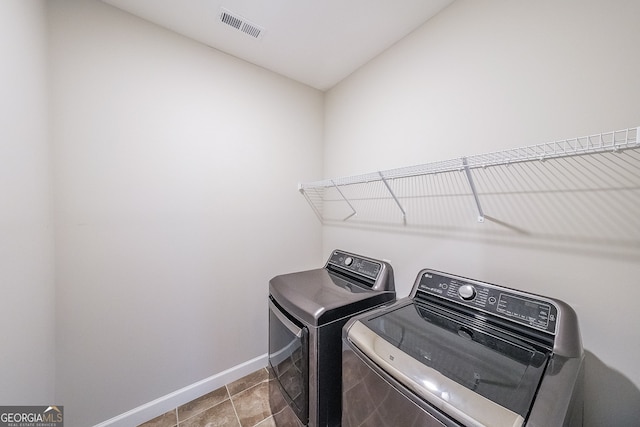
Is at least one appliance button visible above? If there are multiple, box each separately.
[344,257,353,266]
[458,284,476,300]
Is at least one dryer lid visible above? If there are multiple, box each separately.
[269,268,394,326]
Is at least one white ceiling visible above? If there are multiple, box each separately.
[101,0,454,91]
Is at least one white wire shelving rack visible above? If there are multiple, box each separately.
[299,127,640,232]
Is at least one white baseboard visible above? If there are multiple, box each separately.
[93,353,268,427]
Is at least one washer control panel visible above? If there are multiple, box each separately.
[416,270,558,334]
[327,251,382,281]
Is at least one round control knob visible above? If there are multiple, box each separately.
[458,284,476,300]
[344,257,353,266]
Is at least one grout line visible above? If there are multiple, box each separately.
[226,384,243,427]
[178,392,234,425]
[253,415,274,427]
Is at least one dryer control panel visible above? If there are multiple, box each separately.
[416,270,558,335]
[327,250,382,281]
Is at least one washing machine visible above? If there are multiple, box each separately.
[342,269,584,427]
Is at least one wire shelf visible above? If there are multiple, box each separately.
[300,127,639,190]
[298,127,640,253]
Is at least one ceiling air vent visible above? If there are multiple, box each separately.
[219,8,264,40]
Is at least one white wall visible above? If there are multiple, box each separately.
[324,0,640,425]
[48,1,323,425]
[0,0,55,404]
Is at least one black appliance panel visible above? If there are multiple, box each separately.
[416,272,559,334]
[326,251,382,285]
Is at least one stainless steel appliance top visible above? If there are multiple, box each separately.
[269,250,395,326]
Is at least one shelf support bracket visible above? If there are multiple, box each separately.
[462,157,485,223]
[379,171,407,225]
[331,180,357,221]
[298,183,325,223]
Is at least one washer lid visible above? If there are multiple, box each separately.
[269,268,395,326]
[348,301,550,426]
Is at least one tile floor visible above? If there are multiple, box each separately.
[138,367,301,427]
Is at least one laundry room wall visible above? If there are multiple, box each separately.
[0,0,55,404]
[323,0,640,425]
[48,0,323,425]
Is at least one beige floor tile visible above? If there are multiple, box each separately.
[137,368,284,427]
[177,386,229,422]
[137,409,177,427]
[253,416,277,427]
[227,368,269,396]
[179,400,240,427]
[271,405,304,427]
[231,381,272,427]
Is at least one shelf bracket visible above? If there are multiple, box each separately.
[462,157,485,223]
[332,180,357,221]
[298,183,324,223]
[379,171,407,225]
